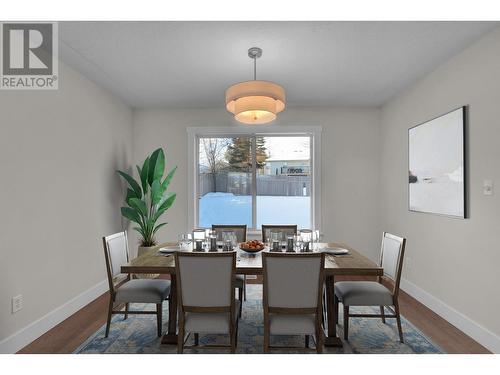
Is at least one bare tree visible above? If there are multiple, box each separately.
[201,138,230,191]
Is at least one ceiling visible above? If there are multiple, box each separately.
[59,21,498,108]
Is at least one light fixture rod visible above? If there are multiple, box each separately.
[248,47,262,81]
[253,57,256,80]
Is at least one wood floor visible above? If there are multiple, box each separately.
[18,276,490,354]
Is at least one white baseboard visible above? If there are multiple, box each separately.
[0,279,108,354]
[400,277,500,353]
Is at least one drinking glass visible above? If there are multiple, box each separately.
[192,228,206,251]
[193,228,206,240]
[294,232,303,253]
[270,231,281,252]
[222,230,235,251]
[208,230,218,251]
[178,234,190,251]
[230,232,238,247]
[313,229,322,251]
[300,229,313,252]
[286,235,295,252]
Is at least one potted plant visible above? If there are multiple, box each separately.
[117,148,177,259]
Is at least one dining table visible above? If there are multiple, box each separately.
[121,241,383,347]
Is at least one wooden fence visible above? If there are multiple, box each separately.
[199,172,310,197]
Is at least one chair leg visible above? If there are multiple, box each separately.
[334,294,339,324]
[194,333,199,346]
[105,297,113,338]
[243,276,247,301]
[263,325,270,353]
[305,335,310,348]
[230,326,236,354]
[235,323,239,348]
[124,303,129,320]
[238,288,243,317]
[394,301,404,343]
[177,326,184,354]
[380,306,386,324]
[156,303,162,337]
[315,322,323,354]
[343,305,349,340]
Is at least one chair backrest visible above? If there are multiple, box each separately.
[379,232,406,295]
[175,252,236,310]
[261,225,298,242]
[263,252,324,311]
[102,231,129,293]
[212,224,247,243]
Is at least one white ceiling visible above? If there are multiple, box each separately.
[59,21,498,108]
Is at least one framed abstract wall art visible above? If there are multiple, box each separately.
[408,106,467,218]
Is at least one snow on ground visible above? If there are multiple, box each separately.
[199,192,311,228]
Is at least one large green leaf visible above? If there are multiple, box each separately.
[117,170,142,199]
[161,166,177,191]
[129,198,147,217]
[153,222,167,235]
[140,156,150,194]
[133,226,146,238]
[144,216,156,238]
[125,188,140,206]
[120,207,142,225]
[148,148,165,185]
[136,165,143,191]
[153,149,165,182]
[154,192,176,222]
[151,180,163,205]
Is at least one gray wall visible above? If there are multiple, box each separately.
[380,27,500,350]
[132,107,382,261]
[0,61,133,345]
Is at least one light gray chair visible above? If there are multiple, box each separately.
[175,251,239,353]
[262,252,325,353]
[102,231,171,338]
[212,224,247,311]
[334,232,406,342]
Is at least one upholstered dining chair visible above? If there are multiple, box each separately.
[212,224,247,313]
[262,252,325,353]
[334,232,406,342]
[175,251,240,353]
[261,224,298,243]
[102,231,171,338]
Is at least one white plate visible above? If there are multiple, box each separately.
[320,247,349,255]
[158,247,180,254]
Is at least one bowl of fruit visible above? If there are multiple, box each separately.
[239,240,265,253]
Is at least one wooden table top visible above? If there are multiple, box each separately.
[121,242,383,276]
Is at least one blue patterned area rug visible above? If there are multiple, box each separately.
[75,284,442,354]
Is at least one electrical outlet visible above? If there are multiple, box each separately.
[483,180,494,196]
[12,295,23,313]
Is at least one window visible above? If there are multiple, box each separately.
[189,127,321,232]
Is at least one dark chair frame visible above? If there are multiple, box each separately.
[102,232,169,338]
[335,232,406,343]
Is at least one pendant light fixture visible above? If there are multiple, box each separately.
[225,47,286,125]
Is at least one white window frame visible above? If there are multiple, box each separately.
[187,126,322,235]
